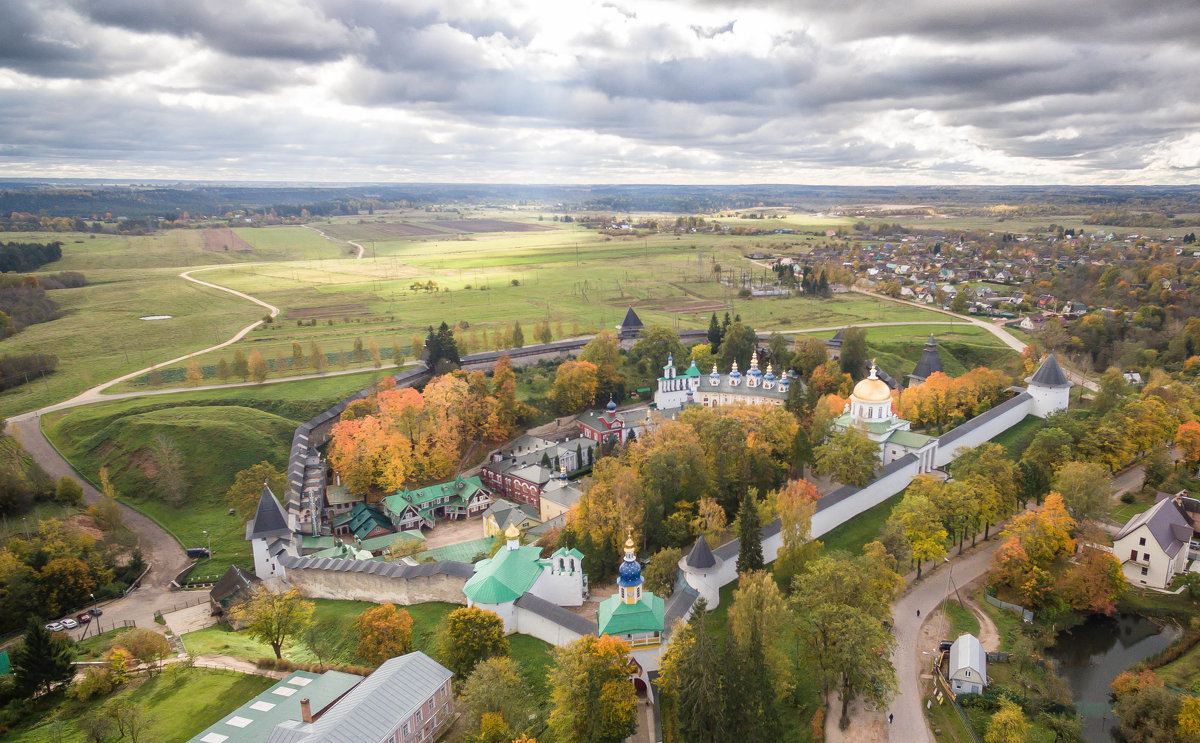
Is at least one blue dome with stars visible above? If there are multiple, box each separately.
[618,558,643,587]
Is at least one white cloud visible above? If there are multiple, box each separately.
[0,0,1196,183]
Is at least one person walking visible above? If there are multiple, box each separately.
[916,609,921,618]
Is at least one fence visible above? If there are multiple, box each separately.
[933,667,985,743]
[984,593,1034,623]
[153,594,211,623]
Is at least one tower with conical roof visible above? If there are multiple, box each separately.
[1026,354,1072,417]
[246,483,295,579]
[616,307,644,340]
[908,334,944,387]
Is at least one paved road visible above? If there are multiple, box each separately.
[8,416,191,631]
[888,539,1005,743]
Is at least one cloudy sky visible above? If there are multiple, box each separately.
[2,0,1199,184]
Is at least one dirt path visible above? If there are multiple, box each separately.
[304,224,365,259]
[965,593,1001,652]
[826,692,889,743]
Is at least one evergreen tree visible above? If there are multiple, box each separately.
[707,313,723,351]
[817,270,829,296]
[512,321,525,348]
[435,321,461,366]
[725,624,781,742]
[424,326,441,364]
[12,619,75,696]
[722,312,731,331]
[660,599,726,742]
[839,326,868,380]
[737,490,764,573]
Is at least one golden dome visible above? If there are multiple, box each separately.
[852,364,893,402]
[504,523,521,540]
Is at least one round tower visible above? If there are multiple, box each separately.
[617,535,643,604]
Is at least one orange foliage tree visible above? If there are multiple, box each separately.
[897,368,1011,429]
[355,603,413,666]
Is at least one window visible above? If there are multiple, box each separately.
[1141,567,1149,576]
[1139,537,1146,546]
[403,723,409,736]
[415,710,422,724]
[1144,553,1151,562]
[427,698,434,713]
[1130,549,1139,561]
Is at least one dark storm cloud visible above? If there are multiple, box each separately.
[1,0,1198,181]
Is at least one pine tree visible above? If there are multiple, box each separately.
[424,326,441,364]
[435,321,460,366]
[12,620,75,696]
[736,490,764,573]
[707,312,722,351]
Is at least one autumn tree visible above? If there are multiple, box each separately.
[230,586,314,659]
[1058,546,1126,615]
[792,551,898,727]
[629,325,686,376]
[548,635,638,743]
[1052,461,1112,523]
[461,656,532,741]
[986,699,1030,743]
[121,628,171,674]
[309,339,327,372]
[772,479,822,589]
[643,547,682,597]
[692,497,726,546]
[149,433,187,506]
[232,349,249,381]
[550,360,600,414]
[293,341,305,370]
[226,461,288,519]
[216,357,231,382]
[185,357,203,386]
[355,603,413,666]
[438,607,509,678]
[580,330,624,403]
[573,458,645,553]
[891,491,947,579]
[627,420,710,547]
[794,337,828,379]
[814,428,878,487]
[1178,421,1200,471]
[728,570,791,712]
[368,338,382,367]
[1178,697,1200,741]
[491,355,520,438]
[248,350,269,383]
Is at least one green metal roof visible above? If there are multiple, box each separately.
[597,592,665,637]
[385,475,487,513]
[415,536,495,564]
[358,530,425,552]
[832,413,900,434]
[887,430,934,448]
[0,650,9,675]
[324,483,359,505]
[345,503,393,541]
[308,540,374,561]
[186,669,363,743]
[553,547,585,562]
[463,544,546,604]
[301,535,336,550]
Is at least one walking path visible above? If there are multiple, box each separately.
[304,224,365,259]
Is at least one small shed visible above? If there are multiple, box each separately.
[948,633,987,695]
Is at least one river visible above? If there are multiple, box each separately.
[1048,613,1183,742]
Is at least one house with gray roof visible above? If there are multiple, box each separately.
[1113,494,1195,589]
[948,634,987,695]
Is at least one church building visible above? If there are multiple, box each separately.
[597,535,665,691]
[831,363,938,471]
[654,351,791,411]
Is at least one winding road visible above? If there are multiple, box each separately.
[304,223,365,259]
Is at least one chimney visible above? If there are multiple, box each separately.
[301,698,312,723]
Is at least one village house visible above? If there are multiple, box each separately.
[948,634,987,695]
[481,434,595,509]
[381,475,492,532]
[1113,491,1197,589]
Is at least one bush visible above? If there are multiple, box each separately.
[1120,492,1136,505]
[810,704,825,742]
[74,667,114,701]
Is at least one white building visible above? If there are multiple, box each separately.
[830,364,938,471]
[654,351,791,411]
[1113,494,1194,589]
[247,484,297,580]
[948,634,987,695]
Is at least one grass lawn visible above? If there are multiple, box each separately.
[972,587,1025,651]
[943,600,980,639]
[5,667,273,743]
[40,370,404,576]
[818,493,900,555]
[1111,496,1156,523]
[990,415,1044,460]
[74,626,137,660]
[928,696,977,743]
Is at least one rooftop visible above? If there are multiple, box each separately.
[188,669,363,743]
[462,543,546,604]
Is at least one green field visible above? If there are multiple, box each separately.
[39,370,404,575]
[6,667,274,743]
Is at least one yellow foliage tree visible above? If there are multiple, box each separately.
[355,603,413,666]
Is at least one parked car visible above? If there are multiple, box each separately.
[77,613,91,624]
[938,640,953,653]
[88,607,103,617]
[61,618,78,630]
[44,622,65,632]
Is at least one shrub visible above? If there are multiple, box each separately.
[1120,492,1136,505]
[74,667,114,701]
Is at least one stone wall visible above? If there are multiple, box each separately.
[280,557,470,605]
